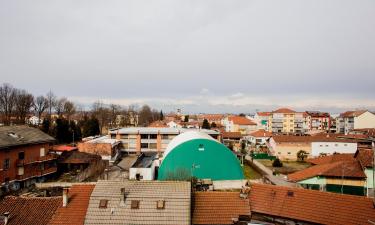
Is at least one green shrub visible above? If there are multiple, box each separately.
[272,158,283,167]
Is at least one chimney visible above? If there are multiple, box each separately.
[3,212,9,225]
[120,188,126,206]
[63,188,69,207]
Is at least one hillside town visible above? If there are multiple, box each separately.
[0,82,374,224]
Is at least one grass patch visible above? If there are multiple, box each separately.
[243,163,263,180]
[257,159,311,175]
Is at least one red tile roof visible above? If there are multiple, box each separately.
[222,131,242,139]
[307,153,355,165]
[249,129,272,138]
[256,112,271,116]
[148,120,168,128]
[52,145,78,152]
[0,196,61,225]
[273,108,296,113]
[288,160,366,182]
[228,116,257,125]
[49,185,95,225]
[249,183,375,225]
[197,114,224,121]
[340,110,367,118]
[193,192,250,225]
[355,148,374,168]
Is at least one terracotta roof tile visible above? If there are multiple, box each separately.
[340,110,368,118]
[49,185,95,225]
[228,116,257,125]
[148,120,168,128]
[307,153,355,165]
[256,112,271,116]
[222,132,242,139]
[249,183,375,225]
[193,192,250,225]
[288,160,366,182]
[355,148,374,168]
[249,129,272,138]
[0,196,61,225]
[272,108,296,113]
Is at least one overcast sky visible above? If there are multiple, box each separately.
[1,0,374,113]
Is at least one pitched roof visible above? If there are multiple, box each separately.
[51,145,78,152]
[340,110,368,118]
[49,185,94,225]
[307,153,355,165]
[271,135,358,143]
[305,111,330,117]
[256,112,271,116]
[0,126,55,149]
[355,148,374,168]
[249,183,375,225]
[193,192,250,225]
[148,120,168,128]
[222,131,242,139]
[84,180,191,225]
[227,116,257,125]
[273,108,296,113]
[249,129,272,138]
[197,114,224,120]
[287,160,366,182]
[0,196,61,225]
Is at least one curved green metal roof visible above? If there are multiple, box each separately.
[158,138,244,181]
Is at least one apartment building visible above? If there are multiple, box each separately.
[305,111,331,131]
[336,110,375,134]
[109,127,220,155]
[0,126,57,189]
[253,112,271,131]
[268,108,307,134]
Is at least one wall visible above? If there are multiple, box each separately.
[311,142,357,157]
[77,142,113,158]
[0,143,51,184]
[269,139,311,160]
[355,111,375,129]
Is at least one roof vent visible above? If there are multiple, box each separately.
[287,190,294,197]
[156,200,165,209]
[198,144,204,151]
[99,199,108,209]
[131,200,140,209]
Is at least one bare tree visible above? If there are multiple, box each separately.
[46,91,56,118]
[92,101,110,134]
[63,100,76,121]
[109,103,121,128]
[0,83,17,125]
[34,95,49,125]
[54,97,67,117]
[138,105,153,126]
[14,89,34,124]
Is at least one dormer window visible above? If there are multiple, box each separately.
[99,199,108,208]
[156,200,165,209]
[131,200,139,209]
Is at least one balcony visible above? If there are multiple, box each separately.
[16,167,57,181]
[16,155,57,167]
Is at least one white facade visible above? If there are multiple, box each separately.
[311,142,357,157]
[354,111,375,129]
[28,116,42,125]
[129,160,159,180]
[167,121,182,128]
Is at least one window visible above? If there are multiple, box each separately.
[3,159,10,170]
[99,199,108,208]
[149,134,157,139]
[120,134,128,139]
[141,143,148,149]
[18,152,25,160]
[162,134,169,140]
[131,200,140,209]
[344,144,347,146]
[198,144,205,151]
[278,152,281,154]
[335,144,338,147]
[287,152,291,155]
[149,143,157,149]
[156,200,165,209]
[141,134,149,139]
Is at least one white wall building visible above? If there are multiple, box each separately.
[311,141,358,157]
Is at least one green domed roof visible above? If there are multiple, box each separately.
[158,133,244,181]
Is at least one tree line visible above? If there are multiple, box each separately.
[0,83,163,143]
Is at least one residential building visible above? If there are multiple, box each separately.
[268,135,360,160]
[305,111,331,131]
[336,110,375,134]
[221,131,242,150]
[158,131,244,181]
[197,114,224,126]
[77,136,121,161]
[355,148,374,197]
[253,112,271,131]
[0,126,57,190]
[84,180,191,225]
[128,152,158,180]
[269,108,307,134]
[108,127,220,155]
[249,183,375,225]
[193,191,251,225]
[247,129,272,146]
[221,116,257,135]
[288,159,367,196]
